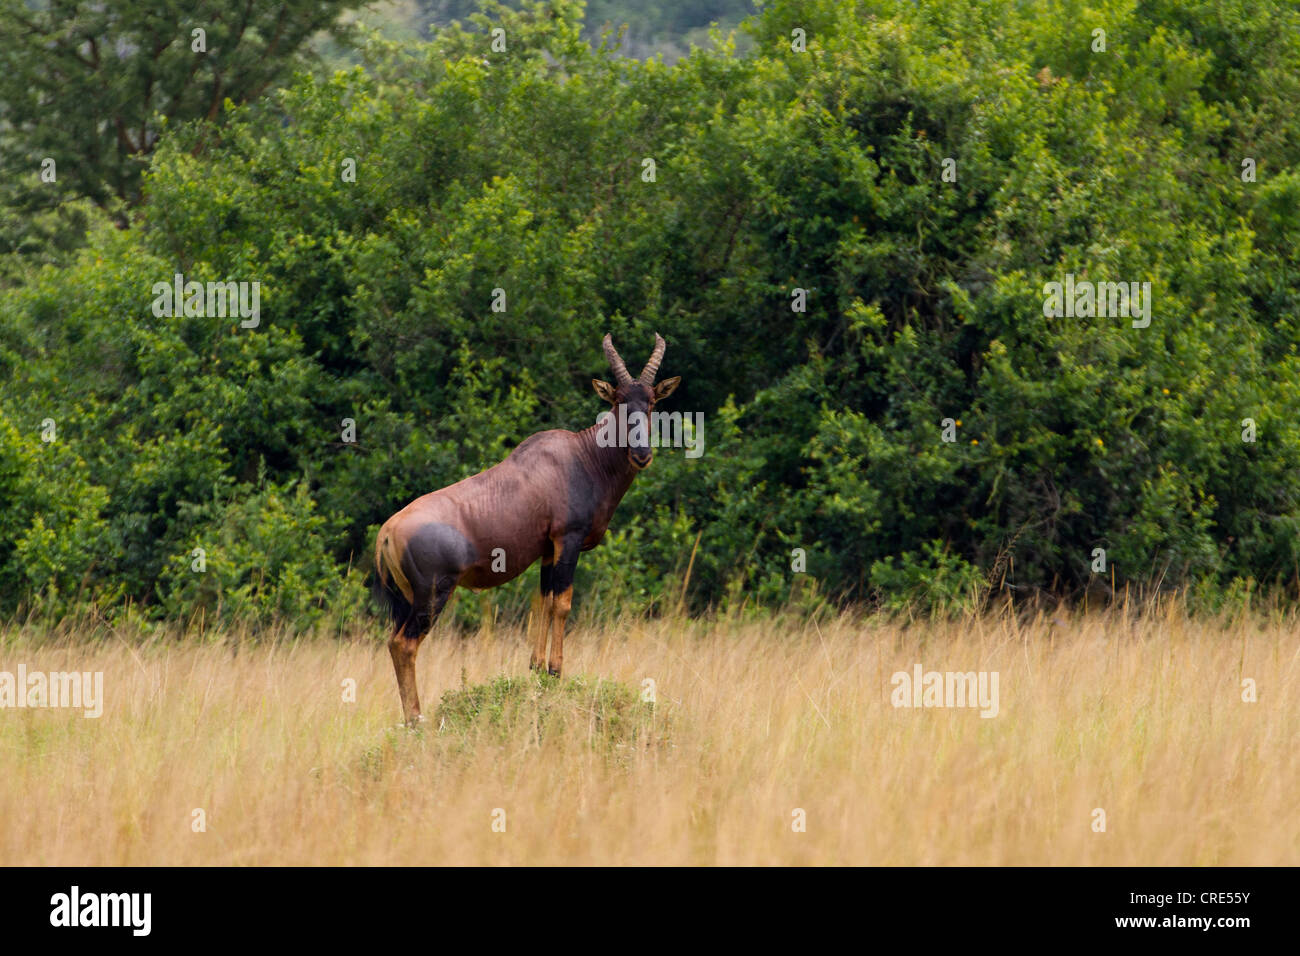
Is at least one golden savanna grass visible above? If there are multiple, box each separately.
[1,606,1296,865]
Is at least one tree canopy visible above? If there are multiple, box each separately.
[0,0,365,226]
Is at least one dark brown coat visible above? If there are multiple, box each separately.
[375,334,681,724]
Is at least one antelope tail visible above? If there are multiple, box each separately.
[376,531,414,604]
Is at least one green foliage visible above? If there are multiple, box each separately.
[869,540,987,616]
[157,476,367,631]
[398,0,757,60]
[0,410,116,619]
[0,0,366,224]
[3,0,1300,623]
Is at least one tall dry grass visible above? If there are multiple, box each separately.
[1,605,1296,865]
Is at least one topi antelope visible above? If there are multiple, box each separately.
[374,333,681,725]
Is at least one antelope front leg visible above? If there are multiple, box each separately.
[548,586,573,677]
[546,532,585,678]
[530,592,554,672]
[531,561,554,672]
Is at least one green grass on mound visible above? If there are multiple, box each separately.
[434,672,671,754]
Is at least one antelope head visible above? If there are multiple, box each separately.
[593,333,681,470]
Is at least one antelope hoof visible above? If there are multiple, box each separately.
[547,664,562,678]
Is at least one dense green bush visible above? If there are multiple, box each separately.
[2,0,1299,625]
[157,475,368,630]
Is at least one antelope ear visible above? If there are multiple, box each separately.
[653,376,681,401]
[592,379,617,403]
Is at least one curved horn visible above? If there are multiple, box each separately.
[639,333,667,384]
[603,333,633,385]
